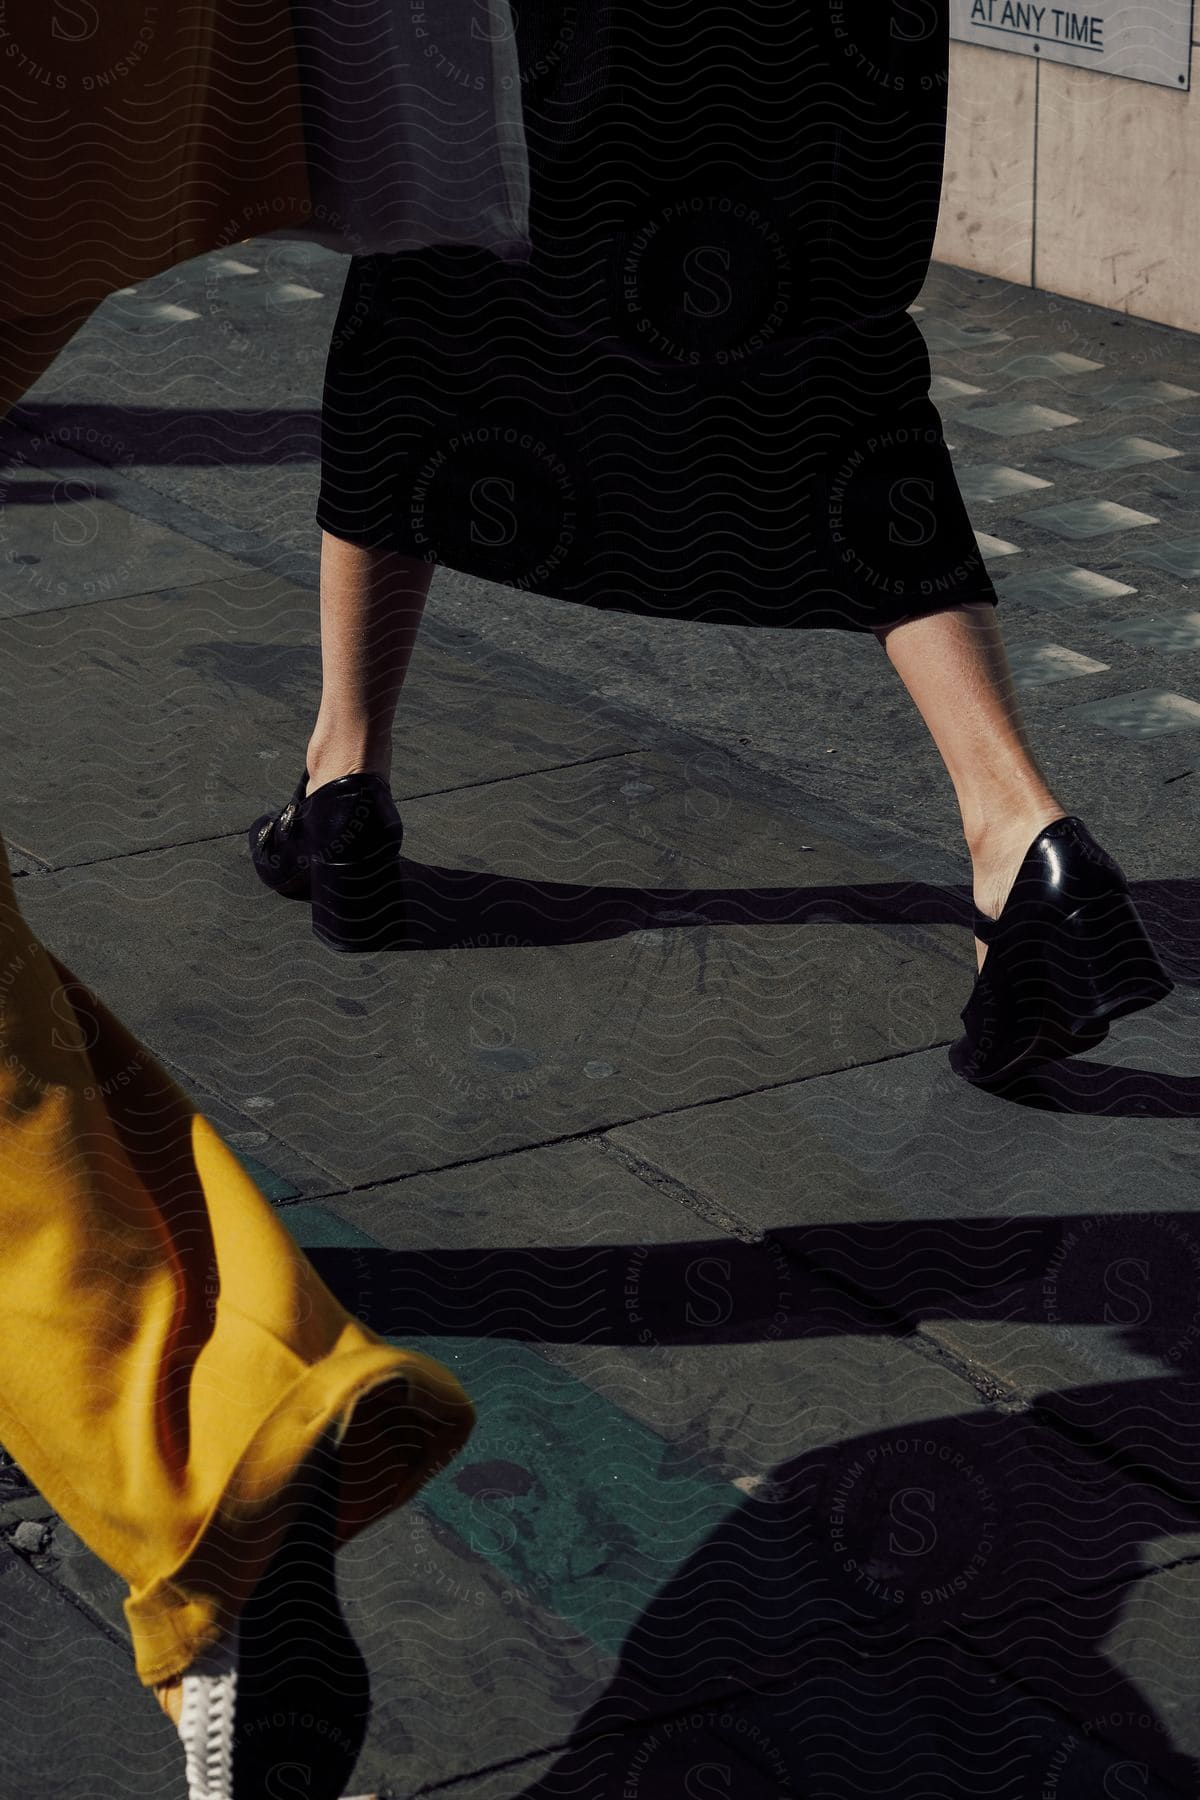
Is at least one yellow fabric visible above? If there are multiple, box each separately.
[0,0,473,1693]
[0,838,474,1685]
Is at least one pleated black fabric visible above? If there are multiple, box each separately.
[315,2,999,633]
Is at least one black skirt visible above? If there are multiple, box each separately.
[315,2,998,634]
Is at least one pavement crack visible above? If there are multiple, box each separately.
[591,1132,763,1242]
[2,1542,132,1660]
[899,1322,1030,1410]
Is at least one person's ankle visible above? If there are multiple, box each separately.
[304,746,392,798]
[964,799,1069,863]
[154,1676,183,1726]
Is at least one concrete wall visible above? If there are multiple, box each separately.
[934,33,1200,331]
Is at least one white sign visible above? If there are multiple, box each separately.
[950,0,1194,88]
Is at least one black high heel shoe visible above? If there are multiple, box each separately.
[249,769,408,953]
[948,815,1174,1086]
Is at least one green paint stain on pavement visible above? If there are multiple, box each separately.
[233,1151,302,1204]
[281,1201,743,1657]
[275,1200,377,1245]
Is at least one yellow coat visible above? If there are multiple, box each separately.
[0,5,474,1689]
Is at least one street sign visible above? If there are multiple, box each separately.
[950,0,1194,89]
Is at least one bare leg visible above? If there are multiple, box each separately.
[154,1680,183,1724]
[872,601,1069,972]
[304,532,435,796]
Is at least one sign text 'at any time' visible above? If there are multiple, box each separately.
[949,0,1194,88]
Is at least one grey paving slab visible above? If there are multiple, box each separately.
[701,604,1200,848]
[0,1494,54,1531]
[1135,536,1200,578]
[462,1649,1197,1799]
[1107,610,1200,653]
[312,1147,1200,1667]
[4,845,49,877]
[1092,379,1200,408]
[39,1517,130,1641]
[1003,640,1111,689]
[1100,1561,1200,1773]
[604,1030,1200,1496]
[967,525,1029,559]
[2,241,348,560]
[1153,463,1200,502]
[0,1545,185,1800]
[956,462,1054,505]
[14,755,974,1184]
[337,1505,612,1796]
[1046,433,1183,471]
[929,372,986,401]
[0,572,640,868]
[994,565,1141,612]
[4,250,1200,1799]
[604,1027,1200,1251]
[315,1139,894,1483]
[28,1484,614,1797]
[423,572,1199,930]
[11,239,346,417]
[149,1054,338,1199]
[0,410,327,596]
[1094,464,1200,522]
[962,402,1082,436]
[919,319,1015,353]
[32,1042,1190,1785]
[10,254,1196,963]
[315,1137,711,1251]
[1068,688,1200,739]
[1021,498,1161,541]
[414,1754,558,1800]
[689,1644,1196,1800]
[1002,351,1106,378]
[1,380,326,556]
[974,1564,1200,1787]
[0,457,250,617]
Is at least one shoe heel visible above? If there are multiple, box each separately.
[1048,886,1173,1028]
[310,846,408,953]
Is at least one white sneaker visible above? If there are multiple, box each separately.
[168,1617,382,1800]
[170,1621,379,1798]
[172,1621,240,1800]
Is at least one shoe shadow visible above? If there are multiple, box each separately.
[398,861,1198,965]
[396,858,977,949]
[394,861,1199,1118]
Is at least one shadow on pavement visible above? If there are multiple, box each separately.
[311,1219,1200,1793]
[390,859,1198,1117]
[498,1397,1200,1798]
[1,403,321,468]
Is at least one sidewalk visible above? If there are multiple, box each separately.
[1,243,1199,1799]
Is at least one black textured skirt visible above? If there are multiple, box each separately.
[315,2,998,634]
